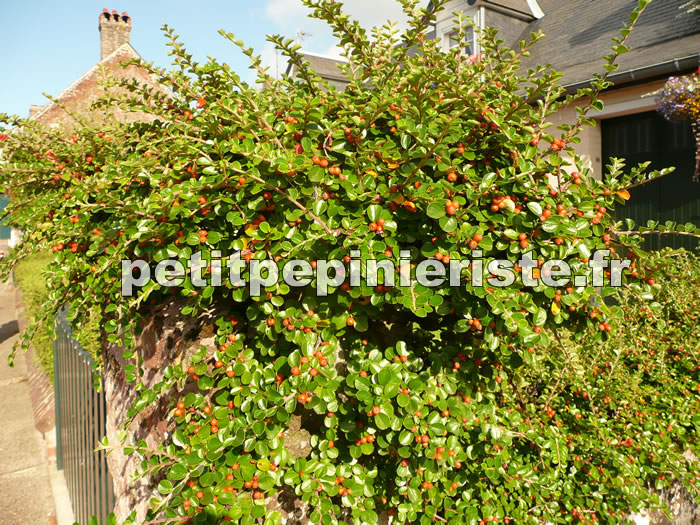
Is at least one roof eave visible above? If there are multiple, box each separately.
[470,0,544,21]
[562,54,700,93]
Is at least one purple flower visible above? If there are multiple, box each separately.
[656,73,700,122]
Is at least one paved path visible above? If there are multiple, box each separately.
[0,280,58,524]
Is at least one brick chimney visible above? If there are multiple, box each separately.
[99,8,131,61]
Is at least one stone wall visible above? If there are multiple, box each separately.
[103,299,218,522]
[648,482,700,524]
[101,302,698,523]
[101,300,356,523]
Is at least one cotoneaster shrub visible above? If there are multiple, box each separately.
[13,252,103,379]
[13,251,56,379]
[0,0,698,523]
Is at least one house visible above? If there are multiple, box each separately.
[6,9,164,249]
[287,51,351,91]
[289,0,699,250]
[29,9,161,129]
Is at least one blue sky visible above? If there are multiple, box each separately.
[1,0,409,118]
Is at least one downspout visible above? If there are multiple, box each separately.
[478,5,486,55]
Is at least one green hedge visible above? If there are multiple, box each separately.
[14,252,56,380]
[14,252,101,381]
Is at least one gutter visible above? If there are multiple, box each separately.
[562,53,700,93]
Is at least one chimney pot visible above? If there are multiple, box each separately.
[99,8,132,60]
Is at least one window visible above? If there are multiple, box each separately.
[438,7,480,56]
[444,27,475,55]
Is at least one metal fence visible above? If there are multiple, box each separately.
[54,310,115,524]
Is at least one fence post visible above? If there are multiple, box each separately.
[53,317,63,471]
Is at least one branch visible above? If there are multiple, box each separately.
[245,171,342,237]
[613,229,699,238]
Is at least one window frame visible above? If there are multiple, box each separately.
[438,8,480,56]
[444,26,476,56]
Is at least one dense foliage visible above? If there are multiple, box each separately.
[13,252,102,379]
[1,0,698,523]
[13,252,57,379]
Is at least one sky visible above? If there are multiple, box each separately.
[1,0,410,119]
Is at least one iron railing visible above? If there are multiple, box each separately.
[54,310,115,524]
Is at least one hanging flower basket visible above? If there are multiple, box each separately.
[655,69,700,181]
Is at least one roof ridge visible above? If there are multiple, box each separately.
[298,50,349,62]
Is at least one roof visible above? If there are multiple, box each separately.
[480,0,543,20]
[286,52,349,83]
[552,34,699,89]
[522,0,699,87]
[288,0,698,91]
[30,43,142,123]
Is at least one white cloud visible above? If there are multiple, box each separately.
[260,0,414,75]
[264,0,314,25]
[264,0,411,36]
[346,1,412,30]
[322,43,344,59]
[241,41,291,85]
[259,41,286,79]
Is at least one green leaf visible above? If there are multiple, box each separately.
[533,308,546,326]
[374,412,391,430]
[384,381,399,398]
[168,464,187,481]
[427,202,445,219]
[527,202,542,216]
[378,367,392,386]
[198,375,214,390]
[172,431,187,448]
[542,220,559,233]
[439,215,458,233]
[399,430,413,446]
[578,241,592,260]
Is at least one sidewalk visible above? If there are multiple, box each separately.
[0,279,59,524]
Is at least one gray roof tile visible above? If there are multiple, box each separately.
[521,0,699,84]
[292,1,699,89]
